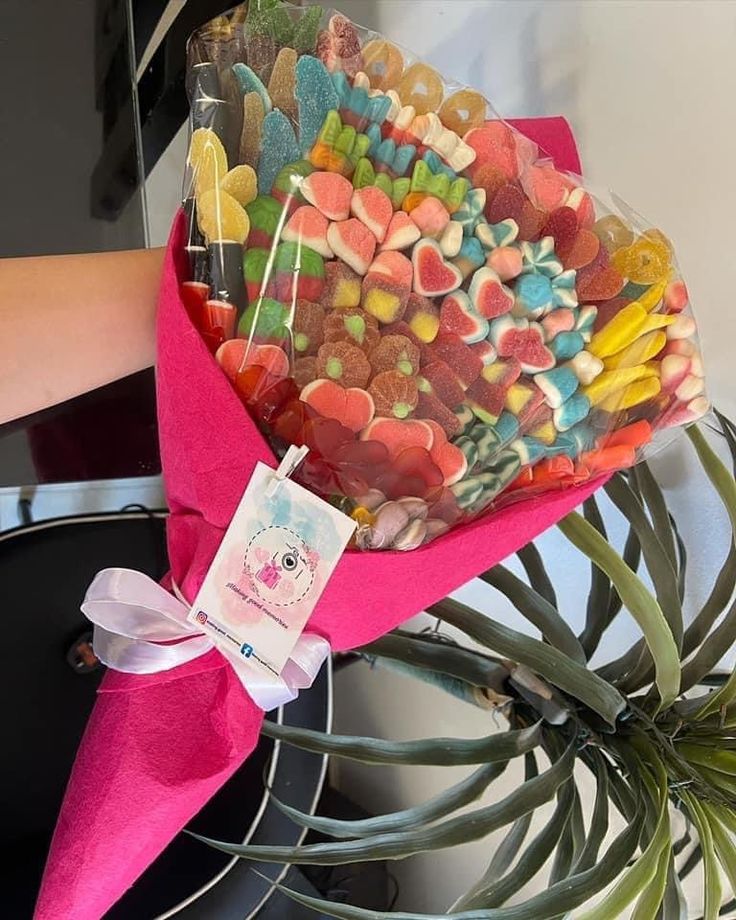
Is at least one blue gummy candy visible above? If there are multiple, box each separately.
[520,436,548,464]
[375,138,396,166]
[392,144,416,176]
[331,71,351,103]
[258,110,301,195]
[514,273,554,316]
[365,123,382,156]
[232,63,272,112]
[457,237,485,268]
[534,367,579,409]
[366,94,392,125]
[348,85,370,117]
[295,56,339,153]
[423,149,456,179]
[553,393,591,433]
[549,331,585,362]
[494,411,520,444]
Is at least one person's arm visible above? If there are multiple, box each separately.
[0,247,165,424]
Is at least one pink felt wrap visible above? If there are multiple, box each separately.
[36,118,605,920]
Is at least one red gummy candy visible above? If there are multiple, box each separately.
[487,184,546,242]
[420,360,466,408]
[465,378,506,421]
[253,378,299,425]
[428,335,483,388]
[415,391,462,438]
[393,446,444,490]
[302,416,355,454]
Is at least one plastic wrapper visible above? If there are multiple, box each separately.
[180,1,707,551]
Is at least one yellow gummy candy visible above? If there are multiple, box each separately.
[395,63,444,116]
[603,330,667,370]
[637,280,667,313]
[363,288,402,324]
[528,420,557,446]
[588,303,648,359]
[352,506,377,527]
[592,215,634,254]
[239,92,265,170]
[612,236,671,285]
[409,312,440,343]
[188,128,228,197]
[220,165,258,207]
[362,39,404,92]
[505,382,533,416]
[438,89,487,136]
[598,377,662,413]
[583,363,659,406]
[638,312,677,335]
[196,188,250,244]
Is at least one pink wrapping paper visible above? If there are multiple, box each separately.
[36,117,604,920]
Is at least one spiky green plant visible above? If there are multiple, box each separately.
[196,413,736,919]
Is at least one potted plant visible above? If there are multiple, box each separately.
[196,414,736,918]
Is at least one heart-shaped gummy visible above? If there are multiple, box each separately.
[576,246,625,301]
[523,164,574,212]
[486,184,546,242]
[464,121,519,181]
[542,207,578,252]
[491,317,555,374]
[360,417,434,458]
[559,228,599,270]
[468,266,514,319]
[412,238,464,298]
[439,290,489,344]
[300,378,375,432]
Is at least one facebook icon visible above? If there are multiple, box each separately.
[240,643,254,658]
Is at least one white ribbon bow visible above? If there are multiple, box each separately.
[82,568,330,711]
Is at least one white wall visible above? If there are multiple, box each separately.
[330,0,736,912]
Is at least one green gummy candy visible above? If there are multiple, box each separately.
[454,436,479,469]
[274,240,324,278]
[353,133,371,161]
[318,110,342,146]
[374,173,392,198]
[245,195,282,235]
[335,125,357,156]
[239,296,289,339]
[243,247,269,282]
[292,5,323,55]
[470,426,502,465]
[352,158,375,189]
[272,159,313,197]
[391,178,411,209]
[450,476,484,510]
[447,178,470,211]
[454,405,475,435]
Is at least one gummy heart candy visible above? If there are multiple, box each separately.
[300,378,375,432]
[439,291,489,344]
[486,185,546,242]
[576,248,625,301]
[491,317,555,374]
[468,266,514,319]
[464,121,518,181]
[412,239,464,297]
[361,417,434,458]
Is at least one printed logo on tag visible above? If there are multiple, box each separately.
[188,459,355,679]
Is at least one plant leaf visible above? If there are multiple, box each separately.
[690,670,736,721]
[558,511,680,709]
[630,845,670,920]
[481,564,586,663]
[703,803,736,899]
[685,793,722,920]
[688,424,736,539]
[680,596,736,693]
[360,630,509,691]
[430,597,625,727]
[191,739,576,866]
[681,543,736,659]
[259,717,541,767]
[632,461,678,569]
[579,495,612,659]
[517,543,557,608]
[573,750,610,873]
[268,761,505,840]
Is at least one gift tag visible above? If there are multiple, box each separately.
[188,446,356,679]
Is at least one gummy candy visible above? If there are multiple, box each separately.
[415,391,462,437]
[196,188,250,244]
[439,221,463,258]
[239,93,265,170]
[327,218,377,275]
[272,241,325,302]
[316,340,372,388]
[369,371,419,418]
[293,356,319,390]
[351,185,393,242]
[411,197,450,239]
[246,195,282,248]
[301,170,354,220]
[419,360,466,409]
[292,5,323,55]
[367,250,413,289]
[258,110,301,195]
[534,367,579,409]
[267,48,298,123]
[412,239,463,297]
[324,308,381,352]
[439,290,489,344]
[370,334,421,377]
[322,261,362,310]
[405,293,440,343]
[568,351,604,386]
[464,121,518,181]
[520,237,563,278]
[593,215,634,254]
[395,63,444,115]
[295,55,340,154]
[271,159,314,207]
[438,89,486,135]
[429,336,483,388]
[362,39,404,91]
[238,296,290,343]
[453,189,487,237]
[361,417,434,459]
[603,330,666,370]
[486,185,546,242]
[362,275,409,324]
[281,205,333,258]
[612,235,671,285]
[232,63,272,114]
[487,245,522,282]
[468,266,514,318]
[293,299,326,355]
[317,13,364,79]
[301,378,375,432]
[475,218,519,250]
[491,317,555,374]
[575,252,624,302]
[465,377,506,424]
[380,211,421,252]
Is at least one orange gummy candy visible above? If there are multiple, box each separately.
[316,341,371,388]
[369,370,419,419]
[369,334,421,377]
[438,89,487,136]
[395,63,444,116]
[362,39,404,91]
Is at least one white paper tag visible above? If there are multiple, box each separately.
[188,455,355,679]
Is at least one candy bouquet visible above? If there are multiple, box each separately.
[181,2,706,551]
[35,3,708,918]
